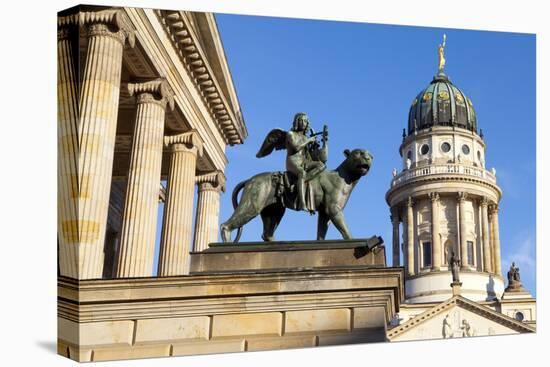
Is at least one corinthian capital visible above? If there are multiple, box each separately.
[196,171,226,193]
[128,79,175,110]
[58,8,135,47]
[429,192,440,202]
[164,131,204,157]
[457,192,468,202]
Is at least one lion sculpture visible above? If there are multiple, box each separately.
[220,148,373,242]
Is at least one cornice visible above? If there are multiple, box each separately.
[154,9,247,146]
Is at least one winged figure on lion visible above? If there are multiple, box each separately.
[220,112,373,243]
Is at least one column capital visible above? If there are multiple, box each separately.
[58,8,135,47]
[457,192,468,202]
[429,192,440,202]
[164,131,204,157]
[196,171,226,193]
[489,203,499,215]
[128,79,175,110]
[406,196,414,208]
[479,196,489,207]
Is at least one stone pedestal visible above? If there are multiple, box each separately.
[451,281,462,296]
[57,256,403,362]
[190,237,386,274]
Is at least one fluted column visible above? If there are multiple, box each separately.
[490,204,502,276]
[57,9,135,279]
[158,132,204,276]
[116,80,175,278]
[57,19,80,278]
[458,192,469,269]
[405,197,415,276]
[430,192,442,270]
[193,171,226,252]
[480,197,493,273]
[390,207,400,267]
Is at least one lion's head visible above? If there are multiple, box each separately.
[342,149,373,177]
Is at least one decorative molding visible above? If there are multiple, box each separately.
[128,79,175,110]
[154,9,247,146]
[196,171,226,193]
[164,131,204,157]
[58,8,135,47]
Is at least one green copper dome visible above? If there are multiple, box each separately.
[407,72,477,135]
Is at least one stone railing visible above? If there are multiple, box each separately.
[391,164,497,187]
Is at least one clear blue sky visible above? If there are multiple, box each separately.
[160,13,536,295]
[214,14,536,295]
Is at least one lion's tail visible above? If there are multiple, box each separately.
[231,179,248,243]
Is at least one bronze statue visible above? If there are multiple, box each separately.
[220,114,373,242]
[256,112,327,212]
[450,251,460,283]
[508,262,521,283]
[506,262,523,291]
[438,34,447,72]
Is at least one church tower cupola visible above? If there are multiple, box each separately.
[386,36,505,304]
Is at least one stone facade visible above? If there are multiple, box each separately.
[58,266,403,362]
[57,5,247,281]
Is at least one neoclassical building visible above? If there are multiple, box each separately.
[57,5,246,280]
[385,41,536,341]
[57,6,405,362]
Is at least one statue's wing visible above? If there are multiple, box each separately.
[256,128,287,158]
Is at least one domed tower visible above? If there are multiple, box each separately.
[386,36,504,303]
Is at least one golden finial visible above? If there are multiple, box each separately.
[438,34,447,72]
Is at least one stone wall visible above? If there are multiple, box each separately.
[58,267,403,362]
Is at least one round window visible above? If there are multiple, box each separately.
[515,312,524,321]
[441,142,451,153]
[462,144,471,155]
[420,144,430,155]
[407,150,412,159]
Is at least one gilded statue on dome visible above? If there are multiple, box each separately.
[438,34,447,72]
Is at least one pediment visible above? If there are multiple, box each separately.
[388,296,534,342]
